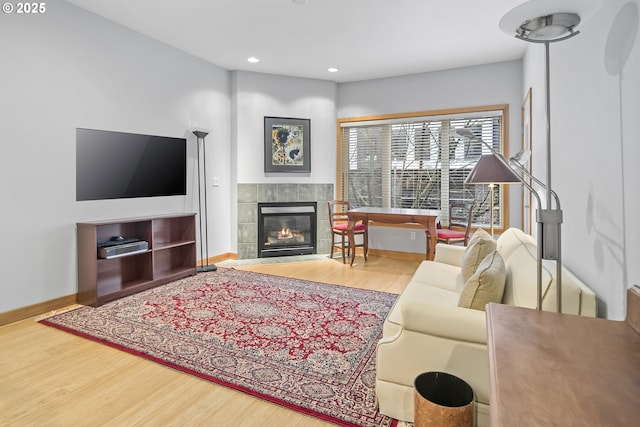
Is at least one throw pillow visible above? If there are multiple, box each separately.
[458,251,507,311]
[461,228,496,282]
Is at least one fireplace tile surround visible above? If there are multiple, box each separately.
[237,183,333,259]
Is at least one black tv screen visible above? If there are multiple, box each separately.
[76,128,187,201]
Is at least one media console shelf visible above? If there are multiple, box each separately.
[77,213,197,306]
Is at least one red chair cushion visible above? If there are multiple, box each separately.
[436,229,466,239]
[332,223,367,231]
[425,229,466,239]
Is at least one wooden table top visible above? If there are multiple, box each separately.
[347,206,441,217]
[486,288,640,426]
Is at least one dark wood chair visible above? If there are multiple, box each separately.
[426,202,474,250]
[328,200,368,264]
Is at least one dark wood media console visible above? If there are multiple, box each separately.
[77,213,197,306]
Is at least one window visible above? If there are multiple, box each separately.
[337,105,511,230]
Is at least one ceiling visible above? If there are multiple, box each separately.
[65,0,529,83]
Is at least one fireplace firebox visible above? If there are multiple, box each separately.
[258,202,317,258]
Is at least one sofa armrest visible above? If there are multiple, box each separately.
[401,300,487,344]
[433,243,466,267]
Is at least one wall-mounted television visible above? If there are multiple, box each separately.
[76,128,187,201]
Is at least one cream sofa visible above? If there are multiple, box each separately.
[375,227,597,426]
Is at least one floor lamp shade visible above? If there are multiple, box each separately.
[465,155,522,235]
[465,155,522,184]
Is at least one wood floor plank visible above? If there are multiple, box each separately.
[0,256,418,426]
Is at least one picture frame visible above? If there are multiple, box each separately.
[522,88,533,235]
[264,117,311,173]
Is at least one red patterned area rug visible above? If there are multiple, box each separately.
[40,268,398,427]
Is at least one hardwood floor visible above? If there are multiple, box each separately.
[0,256,419,426]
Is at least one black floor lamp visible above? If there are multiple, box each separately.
[191,128,217,273]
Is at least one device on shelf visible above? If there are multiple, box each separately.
[97,239,149,259]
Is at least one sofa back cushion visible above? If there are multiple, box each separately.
[497,227,536,260]
[501,242,593,316]
[459,251,507,311]
[502,243,550,308]
[461,228,496,282]
[539,259,596,315]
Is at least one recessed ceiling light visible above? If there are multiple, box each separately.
[292,0,306,5]
[328,67,339,73]
[247,57,260,63]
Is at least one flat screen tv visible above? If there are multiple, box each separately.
[76,128,187,201]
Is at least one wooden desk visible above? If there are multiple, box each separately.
[486,286,640,427]
[346,207,440,266]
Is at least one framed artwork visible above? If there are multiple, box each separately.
[264,117,311,173]
[522,88,533,235]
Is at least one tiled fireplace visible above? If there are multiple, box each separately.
[237,183,333,259]
[258,202,317,257]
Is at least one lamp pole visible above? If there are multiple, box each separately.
[192,129,217,273]
[512,16,581,312]
[488,183,495,236]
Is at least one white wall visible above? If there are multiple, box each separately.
[0,0,231,312]
[522,0,640,319]
[232,71,337,184]
[337,61,524,254]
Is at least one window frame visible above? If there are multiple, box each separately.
[336,104,513,233]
